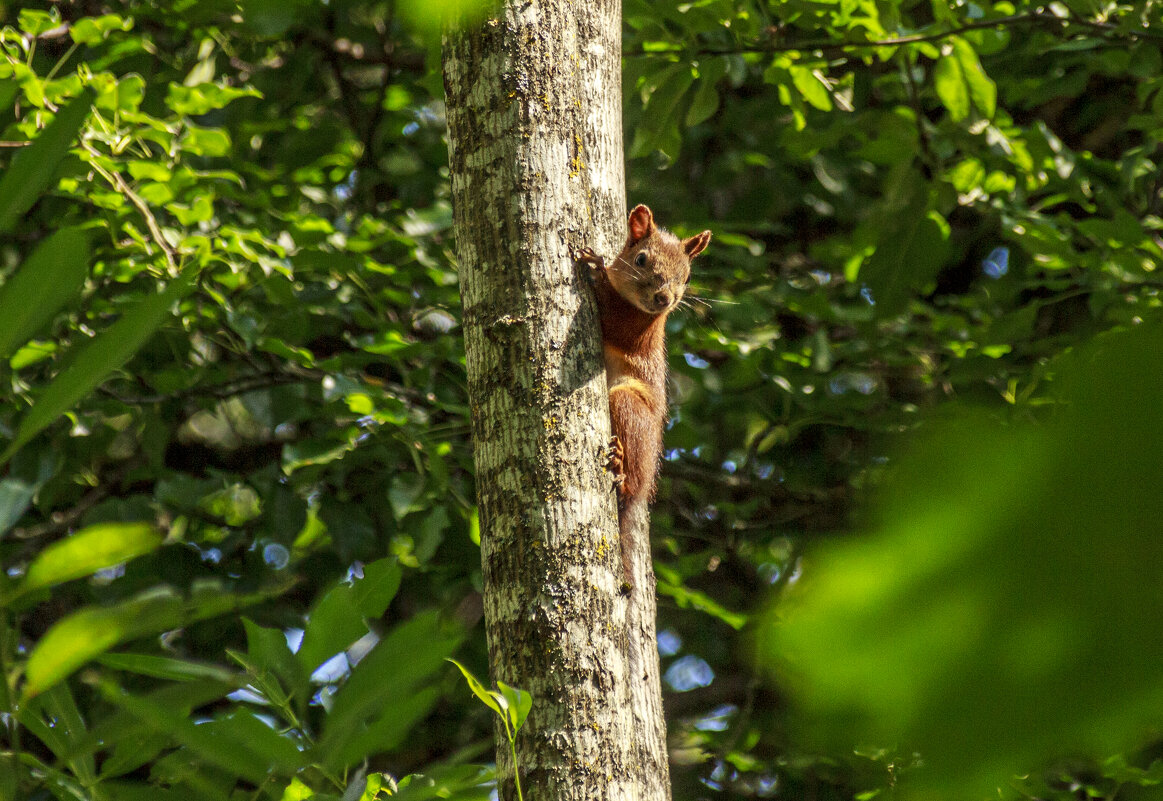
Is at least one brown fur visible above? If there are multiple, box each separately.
[576,205,711,591]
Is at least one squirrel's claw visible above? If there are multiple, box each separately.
[574,246,605,271]
[606,436,626,493]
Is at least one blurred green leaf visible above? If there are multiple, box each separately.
[69,14,132,45]
[296,583,367,674]
[20,522,161,595]
[24,591,184,698]
[98,683,297,783]
[25,583,285,698]
[860,176,949,317]
[933,38,996,121]
[0,89,95,233]
[165,82,260,116]
[770,324,1163,797]
[96,653,240,684]
[242,618,307,697]
[0,478,38,539]
[933,52,969,121]
[18,9,61,36]
[951,37,997,119]
[82,679,238,772]
[318,610,462,770]
[36,682,97,783]
[790,65,833,112]
[2,270,195,464]
[0,227,90,361]
[353,557,403,618]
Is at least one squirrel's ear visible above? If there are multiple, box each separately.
[683,230,712,259]
[627,205,655,243]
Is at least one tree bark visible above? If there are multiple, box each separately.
[443,2,671,800]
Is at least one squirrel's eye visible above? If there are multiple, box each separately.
[634,252,647,267]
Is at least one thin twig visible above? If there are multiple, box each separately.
[81,141,179,274]
[11,460,137,541]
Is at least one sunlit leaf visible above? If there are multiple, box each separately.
[21,522,161,595]
[447,658,504,718]
[24,591,184,698]
[495,680,532,734]
[790,65,833,112]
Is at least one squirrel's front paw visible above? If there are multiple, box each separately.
[574,246,605,271]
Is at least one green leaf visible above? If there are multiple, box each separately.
[318,610,462,770]
[98,683,296,783]
[69,14,132,45]
[2,270,195,464]
[96,653,240,683]
[630,64,694,162]
[242,618,308,698]
[859,175,950,317]
[388,473,426,521]
[933,51,969,121]
[20,522,161,595]
[0,88,95,233]
[82,679,237,772]
[0,227,90,361]
[296,583,368,674]
[0,478,38,538]
[36,681,98,783]
[353,557,403,618]
[24,583,285,698]
[328,686,443,769]
[685,59,728,127]
[951,37,996,119]
[933,38,996,122]
[656,568,748,630]
[769,324,1163,796]
[24,590,184,698]
[18,8,61,37]
[789,65,833,112]
[495,680,532,734]
[165,82,260,116]
[447,658,504,718]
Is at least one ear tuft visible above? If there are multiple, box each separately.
[683,230,712,259]
[627,205,655,243]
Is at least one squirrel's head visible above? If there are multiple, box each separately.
[609,204,712,315]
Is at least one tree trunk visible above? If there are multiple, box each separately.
[443,2,671,800]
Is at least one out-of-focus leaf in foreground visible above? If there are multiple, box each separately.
[767,323,1163,798]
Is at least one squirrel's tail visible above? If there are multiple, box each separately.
[617,499,640,595]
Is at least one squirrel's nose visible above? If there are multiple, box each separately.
[653,290,672,309]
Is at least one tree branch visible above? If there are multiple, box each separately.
[624,10,1163,59]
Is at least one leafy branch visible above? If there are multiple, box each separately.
[624,9,1163,58]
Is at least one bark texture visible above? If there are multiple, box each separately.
[443,2,670,799]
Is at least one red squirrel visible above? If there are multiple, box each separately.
[575,205,711,592]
